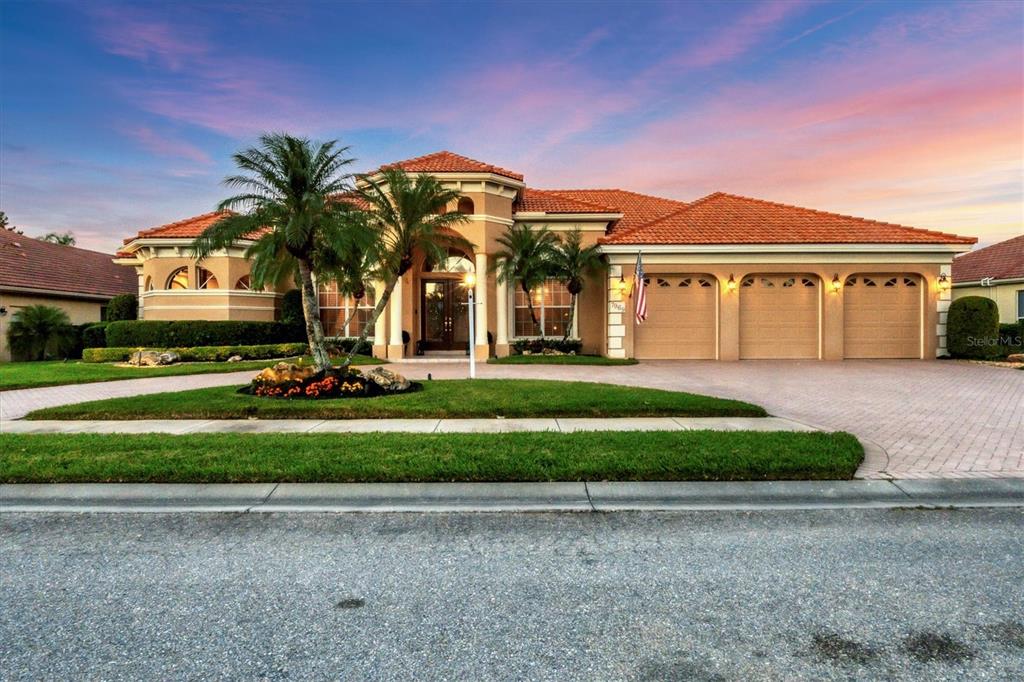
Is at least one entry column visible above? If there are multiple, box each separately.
[387,275,404,359]
[372,280,387,360]
[474,253,489,358]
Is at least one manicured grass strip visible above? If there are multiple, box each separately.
[0,432,863,483]
[0,355,381,391]
[487,355,638,366]
[27,379,766,420]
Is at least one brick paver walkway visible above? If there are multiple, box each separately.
[2,360,1021,479]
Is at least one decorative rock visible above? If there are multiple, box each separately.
[128,350,179,367]
[254,362,316,385]
[226,355,243,362]
[364,367,411,392]
[1008,353,1024,362]
[158,352,180,365]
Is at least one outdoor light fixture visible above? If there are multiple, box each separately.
[727,274,737,293]
[831,274,842,293]
[616,275,629,296]
[463,271,478,379]
[937,273,950,292]
[0,306,6,317]
[463,272,476,288]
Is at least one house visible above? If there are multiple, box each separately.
[114,151,977,361]
[0,228,136,361]
[951,234,1024,323]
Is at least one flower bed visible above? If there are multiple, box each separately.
[244,363,420,399]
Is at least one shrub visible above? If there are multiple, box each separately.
[511,338,583,355]
[83,343,309,363]
[106,294,138,322]
[81,323,108,349]
[328,337,371,355]
[998,321,1023,357]
[6,305,77,360]
[947,296,1000,359]
[281,289,303,325]
[104,320,303,348]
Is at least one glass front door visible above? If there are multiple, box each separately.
[420,279,469,351]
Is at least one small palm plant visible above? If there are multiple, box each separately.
[549,229,607,341]
[41,231,76,246]
[192,134,369,371]
[6,305,76,360]
[492,224,559,334]
[344,168,472,365]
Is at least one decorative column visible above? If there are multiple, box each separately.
[387,275,404,359]
[495,276,509,357]
[372,280,387,360]
[937,263,952,357]
[606,264,627,358]
[474,253,489,358]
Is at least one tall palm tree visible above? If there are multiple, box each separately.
[7,305,75,360]
[191,134,367,371]
[41,231,75,246]
[345,168,471,364]
[549,229,607,341]
[492,224,559,334]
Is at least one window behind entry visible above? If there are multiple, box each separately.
[513,278,572,337]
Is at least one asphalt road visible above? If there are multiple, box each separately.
[1,510,1022,681]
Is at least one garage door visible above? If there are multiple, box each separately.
[633,275,717,359]
[740,275,819,359]
[844,275,921,358]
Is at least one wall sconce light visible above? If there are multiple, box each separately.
[937,273,950,292]
[0,306,6,317]
[616,275,629,296]
[462,272,476,288]
[831,274,842,293]
[726,274,737,293]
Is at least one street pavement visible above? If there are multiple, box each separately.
[2,509,1022,680]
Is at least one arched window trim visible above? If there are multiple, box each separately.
[235,275,252,291]
[197,267,219,290]
[457,197,475,215]
[166,267,189,290]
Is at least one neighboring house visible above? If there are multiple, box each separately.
[0,229,136,361]
[951,234,1024,323]
[114,151,976,361]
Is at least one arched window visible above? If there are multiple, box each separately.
[457,197,475,215]
[144,276,154,291]
[197,267,219,290]
[166,267,189,290]
[235,275,251,290]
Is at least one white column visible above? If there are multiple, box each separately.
[495,277,508,346]
[388,275,403,349]
[373,281,386,348]
[474,253,488,350]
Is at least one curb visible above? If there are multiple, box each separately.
[2,479,1023,513]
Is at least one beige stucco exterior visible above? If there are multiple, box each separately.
[953,281,1023,324]
[0,291,106,361]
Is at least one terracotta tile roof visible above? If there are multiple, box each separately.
[372,151,524,182]
[514,188,619,214]
[543,189,688,233]
[0,229,136,298]
[952,234,1024,282]
[126,211,232,242]
[600,192,977,246]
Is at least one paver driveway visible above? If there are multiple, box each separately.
[2,360,1021,479]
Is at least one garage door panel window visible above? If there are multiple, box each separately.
[513,279,573,338]
[843,273,921,359]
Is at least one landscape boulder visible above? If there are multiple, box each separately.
[128,350,180,367]
[226,355,243,362]
[1007,353,1024,363]
[364,367,411,392]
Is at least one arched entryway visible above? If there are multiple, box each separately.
[418,248,474,352]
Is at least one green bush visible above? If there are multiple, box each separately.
[104,320,303,348]
[998,321,1023,357]
[947,296,1000,359]
[81,323,108,349]
[105,294,138,322]
[511,338,583,355]
[281,289,303,324]
[83,343,309,363]
[6,305,77,361]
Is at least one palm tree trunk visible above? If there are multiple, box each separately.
[563,293,577,343]
[342,275,399,368]
[522,283,541,331]
[297,259,332,372]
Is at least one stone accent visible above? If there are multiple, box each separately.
[606,265,627,358]
[937,263,952,356]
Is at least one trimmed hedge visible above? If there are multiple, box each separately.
[106,294,138,322]
[82,323,108,349]
[83,343,309,364]
[104,320,303,348]
[999,321,1023,357]
[947,296,1000,359]
[511,338,583,355]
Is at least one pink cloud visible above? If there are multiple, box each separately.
[121,125,211,164]
[89,6,207,71]
[671,0,809,69]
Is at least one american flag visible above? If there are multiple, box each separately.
[633,252,648,324]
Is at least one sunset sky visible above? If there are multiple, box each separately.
[1,0,1021,252]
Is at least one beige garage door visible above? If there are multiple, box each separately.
[740,275,819,359]
[633,275,717,359]
[844,274,921,358]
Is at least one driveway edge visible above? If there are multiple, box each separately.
[2,479,1023,513]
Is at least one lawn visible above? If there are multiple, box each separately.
[0,431,863,483]
[488,355,638,366]
[26,379,766,420]
[0,355,381,391]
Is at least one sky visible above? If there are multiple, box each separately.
[1,0,1021,252]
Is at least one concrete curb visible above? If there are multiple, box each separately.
[2,479,1023,513]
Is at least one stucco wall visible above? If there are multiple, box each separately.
[953,283,1023,324]
[0,292,105,362]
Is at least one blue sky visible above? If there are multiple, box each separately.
[1,0,1021,251]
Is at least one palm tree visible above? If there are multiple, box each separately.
[549,229,607,341]
[492,224,559,334]
[41,231,76,245]
[191,134,367,371]
[6,305,75,360]
[345,168,472,365]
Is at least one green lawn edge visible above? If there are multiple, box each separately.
[25,379,767,420]
[0,355,382,392]
[0,431,864,483]
[487,355,638,366]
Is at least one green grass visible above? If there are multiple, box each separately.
[0,355,381,391]
[488,354,638,366]
[0,431,863,483]
[26,379,766,420]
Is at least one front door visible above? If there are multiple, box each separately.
[420,279,469,351]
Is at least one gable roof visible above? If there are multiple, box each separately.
[0,229,136,299]
[952,234,1024,283]
[372,151,524,182]
[600,192,977,246]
